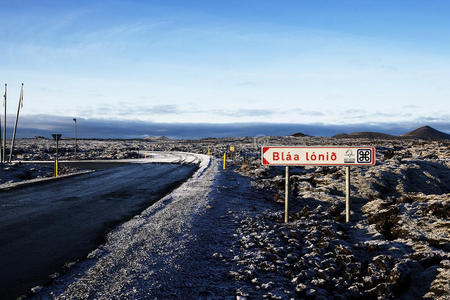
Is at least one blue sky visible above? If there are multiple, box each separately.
[1,0,449,131]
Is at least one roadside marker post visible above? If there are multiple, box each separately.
[52,134,62,177]
[207,148,210,156]
[262,146,375,223]
[223,153,226,170]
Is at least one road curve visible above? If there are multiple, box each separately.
[0,152,205,299]
[29,152,215,299]
[14,151,203,166]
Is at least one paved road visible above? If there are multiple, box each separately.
[0,163,197,300]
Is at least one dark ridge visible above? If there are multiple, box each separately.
[333,131,395,139]
[402,126,450,140]
[290,132,311,137]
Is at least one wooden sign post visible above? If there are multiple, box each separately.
[345,166,350,223]
[285,166,289,223]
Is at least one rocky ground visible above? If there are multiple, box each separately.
[3,136,450,299]
[0,163,83,186]
[229,137,450,299]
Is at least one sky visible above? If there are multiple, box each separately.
[1,0,449,136]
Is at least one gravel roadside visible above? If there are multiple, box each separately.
[31,154,277,299]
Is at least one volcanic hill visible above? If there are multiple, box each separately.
[402,125,450,140]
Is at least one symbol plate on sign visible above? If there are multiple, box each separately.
[357,149,373,164]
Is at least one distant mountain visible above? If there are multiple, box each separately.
[291,132,310,137]
[333,132,395,139]
[402,126,450,140]
[143,136,170,140]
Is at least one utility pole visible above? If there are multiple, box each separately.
[73,118,77,159]
[3,84,6,163]
[9,83,23,162]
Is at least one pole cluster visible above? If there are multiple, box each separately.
[0,83,78,166]
[0,83,23,163]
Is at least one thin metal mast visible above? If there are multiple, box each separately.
[0,86,2,163]
[9,83,23,162]
[3,84,6,163]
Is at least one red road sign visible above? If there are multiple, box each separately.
[262,146,376,166]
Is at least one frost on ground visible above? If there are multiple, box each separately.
[4,137,448,299]
[31,153,276,299]
[231,137,449,299]
[0,163,83,188]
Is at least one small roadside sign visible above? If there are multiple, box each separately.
[262,146,375,166]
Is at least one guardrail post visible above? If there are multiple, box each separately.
[52,134,61,177]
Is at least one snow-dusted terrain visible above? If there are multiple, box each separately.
[0,162,85,188]
[0,137,448,299]
[30,152,228,299]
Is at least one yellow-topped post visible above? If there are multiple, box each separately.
[223,153,226,170]
[52,133,61,177]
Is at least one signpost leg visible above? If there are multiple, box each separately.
[73,118,77,160]
[285,166,289,223]
[345,166,350,223]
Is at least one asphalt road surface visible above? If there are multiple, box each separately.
[0,163,197,299]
